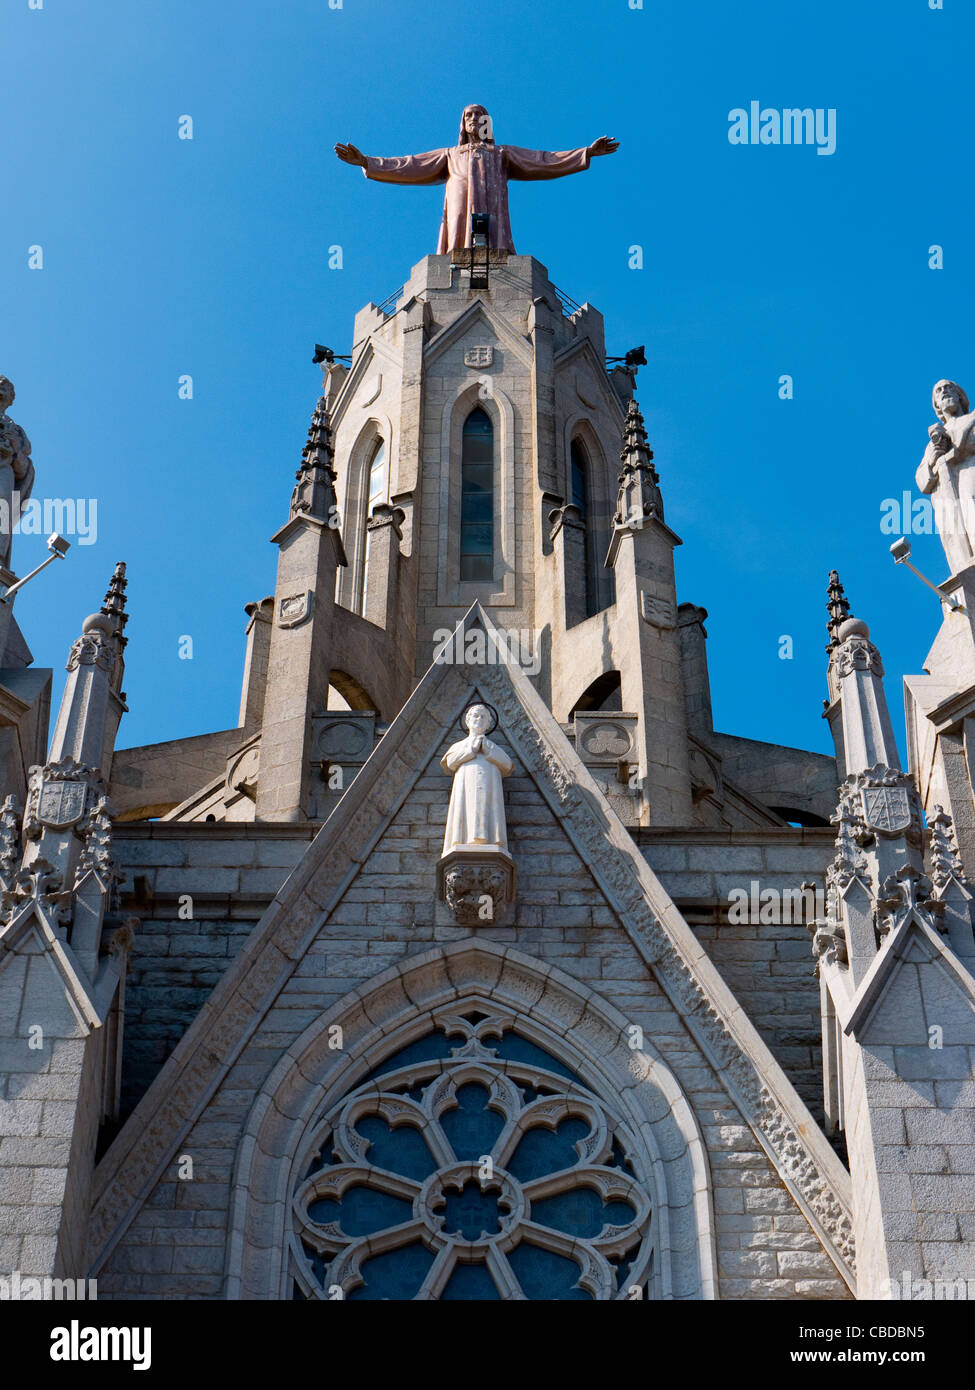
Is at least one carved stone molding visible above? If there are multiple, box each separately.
[437,849,516,925]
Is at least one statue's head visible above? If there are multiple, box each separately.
[459,105,494,146]
[464,702,496,736]
[0,377,13,413]
[933,379,970,422]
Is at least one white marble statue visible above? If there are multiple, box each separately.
[440,703,513,855]
[0,376,35,571]
[916,379,975,576]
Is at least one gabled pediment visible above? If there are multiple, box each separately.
[88,603,856,1286]
[423,300,533,372]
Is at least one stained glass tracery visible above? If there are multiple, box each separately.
[290,1011,653,1300]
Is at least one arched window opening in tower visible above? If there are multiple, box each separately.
[359,438,388,615]
[569,671,623,716]
[570,438,601,619]
[460,408,495,582]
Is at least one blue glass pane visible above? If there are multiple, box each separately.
[462,461,493,491]
[461,491,492,523]
[463,408,493,436]
[360,1029,455,1083]
[355,1114,437,1181]
[347,1241,436,1301]
[439,1083,505,1161]
[508,1241,591,1300]
[491,1033,578,1080]
[531,1187,635,1239]
[440,1180,503,1241]
[440,1261,501,1300]
[607,1136,636,1176]
[570,442,588,517]
[304,1139,341,1179]
[460,523,493,555]
[507,1118,590,1182]
[307,1185,413,1237]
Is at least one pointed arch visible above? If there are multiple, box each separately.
[564,416,616,615]
[226,940,717,1301]
[336,417,393,614]
[436,380,516,607]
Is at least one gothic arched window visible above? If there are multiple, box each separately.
[290,1011,653,1300]
[359,439,388,615]
[459,409,494,582]
[570,438,600,618]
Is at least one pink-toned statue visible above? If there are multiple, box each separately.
[335,105,618,254]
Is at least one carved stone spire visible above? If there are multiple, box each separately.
[27,562,130,884]
[825,570,851,653]
[99,560,128,695]
[290,395,339,525]
[613,398,663,528]
[830,615,901,777]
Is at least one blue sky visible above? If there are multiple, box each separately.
[3,0,971,761]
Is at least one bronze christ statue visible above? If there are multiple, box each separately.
[335,104,618,254]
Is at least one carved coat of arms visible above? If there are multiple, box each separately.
[37,780,87,829]
[640,591,677,629]
[278,591,313,628]
[464,346,493,368]
[860,786,911,835]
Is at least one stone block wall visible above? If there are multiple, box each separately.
[114,827,316,1115]
[97,744,850,1300]
[639,830,834,1125]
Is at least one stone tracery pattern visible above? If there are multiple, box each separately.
[289,1012,653,1300]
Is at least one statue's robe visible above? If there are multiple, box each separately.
[363,142,591,253]
[917,412,975,576]
[440,733,513,855]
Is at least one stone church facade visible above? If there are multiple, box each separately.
[2,243,975,1301]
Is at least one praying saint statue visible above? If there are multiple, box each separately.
[0,376,36,572]
[441,703,513,856]
[335,104,619,254]
[916,379,975,577]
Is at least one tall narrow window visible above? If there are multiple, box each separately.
[460,408,494,582]
[360,439,388,614]
[570,439,599,617]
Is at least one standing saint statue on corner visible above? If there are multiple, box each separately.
[335,104,618,254]
[0,377,36,572]
[917,379,975,577]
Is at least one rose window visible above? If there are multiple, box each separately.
[290,1012,653,1300]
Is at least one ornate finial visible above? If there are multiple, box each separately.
[614,398,663,527]
[100,561,129,652]
[928,805,967,891]
[290,396,339,524]
[0,795,21,894]
[826,570,851,652]
[75,795,120,894]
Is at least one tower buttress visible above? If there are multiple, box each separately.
[603,400,693,824]
[817,595,975,1296]
[255,396,346,822]
[0,563,134,1280]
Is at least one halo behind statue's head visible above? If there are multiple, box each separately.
[460,700,499,735]
[933,379,970,422]
[458,105,494,146]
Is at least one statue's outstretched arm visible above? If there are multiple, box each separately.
[356,148,450,186]
[504,137,618,181]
